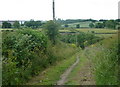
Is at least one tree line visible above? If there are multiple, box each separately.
[89,20,120,29]
[1,20,43,29]
[64,19,120,29]
[1,19,120,29]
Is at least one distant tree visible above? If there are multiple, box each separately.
[95,23,104,28]
[24,20,42,29]
[76,24,80,28]
[21,24,24,26]
[64,24,69,27]
[13,21,20,29]
[85,19,97,22]
[105,20,117,29]
[44,20,60,44]
[77,32,86,49]
[99,19,107,22]
[89,23,94,28]
[35,21,42,28]
[2,22,12,28]
[116,19,120,22]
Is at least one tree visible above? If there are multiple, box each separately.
[64,24,69,28]
[13,21,20,29]
[105,20,117,29]
[95,23,104,28]
[89,23,94,28]
[2,22,12,28]
[77,32,86,49]
[44,20,60,44]
[76,24,80,28]
[24,20,42,29]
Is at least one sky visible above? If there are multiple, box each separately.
[0,0,119,21]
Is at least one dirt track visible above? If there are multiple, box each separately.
[57,56,79,85]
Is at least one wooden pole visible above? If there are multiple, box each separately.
[53,0,55,21]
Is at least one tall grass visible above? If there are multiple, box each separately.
[91,35,119,85]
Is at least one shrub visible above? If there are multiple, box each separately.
[2,29,77,85]
[44,20,60,45]
[60,32,102,49]
[2,29,48,85]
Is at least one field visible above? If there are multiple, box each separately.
[59,28,118,38]
[76,28,118,38]
[66,21,91,28]
[75,28,118,33]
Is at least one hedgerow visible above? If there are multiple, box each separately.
[60,32,102,49]
[2,29,77,85]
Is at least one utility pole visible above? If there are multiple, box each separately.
[53,0,55,21]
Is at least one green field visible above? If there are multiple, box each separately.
[76,28,118,38]
[64,21,91,28]
[0,28,13,31]
[76,28,118,33]
[59,28,118,38]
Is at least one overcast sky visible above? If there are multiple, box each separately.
[0,0,119,21]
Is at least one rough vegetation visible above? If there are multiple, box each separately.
[1,20,119,85]
[60,32,102,49]
[91,35,119,85]
[2,28,77,85]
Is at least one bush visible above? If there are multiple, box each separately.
[44,20,60,45]
[2,29,48,85]
[2,21,12,28]
[60,32,102,49]
[2,29,77,85]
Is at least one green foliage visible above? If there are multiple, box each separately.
[2,29,76,85]
[89,23,94,28]
[95,23,105,28]
[92,36,119,85]
[2,29,48,85]
[44,20,60,44]
[60,34,76,43]
[13,21,20,29]
[64,24,69,27]
[60,32,102,49]
[105,20,117,29]
[24,20,42,29]
[76,24,80,28]
[2,21,12,28]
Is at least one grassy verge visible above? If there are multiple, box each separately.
[92,35,119,85]
[78,34,119,85]
[65,34,119,85]
[27,52,80,85]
